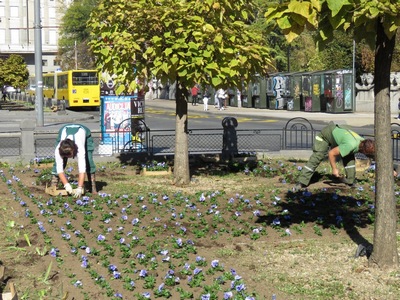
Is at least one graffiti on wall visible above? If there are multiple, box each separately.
[272,76,286,109]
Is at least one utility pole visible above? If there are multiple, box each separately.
[34,0,43,126]
[75,40,78,69]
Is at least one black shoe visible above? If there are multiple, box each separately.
[292,183,307,192]
[332,176,354,185]
[354,243,373,258]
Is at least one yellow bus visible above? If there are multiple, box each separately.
[43,73,56,100]
[42,70,100,109]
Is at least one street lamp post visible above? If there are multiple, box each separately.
[34,0,43,126]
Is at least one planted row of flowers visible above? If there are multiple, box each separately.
[0,159,385,299]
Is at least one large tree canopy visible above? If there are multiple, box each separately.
[266,0,400,268]
[88,0,273,185]
[0,54,29,89]
[58,0,99,70]
[88,0,273,94]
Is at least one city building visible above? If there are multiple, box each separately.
[0,0,71,75]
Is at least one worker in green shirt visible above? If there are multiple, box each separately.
[294,122,375,190]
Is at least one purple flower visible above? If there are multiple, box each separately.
[132,218,139,225]
[114,293,123,298]
[37,222,46,233]
[81,256,88,268]
[272,218,280,226]
[108,264,118,272]
[235,283,246,292]
[193,268,202,275]
[196,256,205,263]
[224,291,233,299]
[201,294,210,300]
[113,271,121,279]
[142,292,151,298]
[139,269,148,277]
[49,248,58,257]
[158,283,164,291]
[73,280,82,287]
[211,260,219,268]
[97,234,105,241]
[199,193,206,202]
[137,253,145,259]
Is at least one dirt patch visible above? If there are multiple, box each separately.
[0,159,398,300]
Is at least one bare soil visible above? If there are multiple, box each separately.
[0,159,399,300]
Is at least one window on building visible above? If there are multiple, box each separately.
[10,29,19,45]
[49,7,55,18]
[10,6,19,18]
[49,30,57,45]
[53,59,61,66]
[42,60,48,67]
[0,29,5,44]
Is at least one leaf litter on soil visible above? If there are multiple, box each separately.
[0,158,399,300]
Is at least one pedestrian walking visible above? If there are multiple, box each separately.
[51,124,97,197]
[216,88,226,110]
[191,84,200,106]
[2,86,8,101]
[293,121,375,190]
[203,88,211,111]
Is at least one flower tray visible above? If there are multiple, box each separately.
[45,184,78,196]
[141,167,172,176]
[0,266,18,300]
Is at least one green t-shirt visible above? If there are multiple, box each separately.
[332,127,364,157]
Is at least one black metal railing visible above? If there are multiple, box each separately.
[2,118,400,163]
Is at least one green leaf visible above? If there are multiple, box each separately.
[287,1,311,19]
[326,0,351,17]
[203,24,215,33]
[211,77,222,86]
[277,16,292,30]
[100,48,109,57]
[165,48,173,56]
[178,68,187,77]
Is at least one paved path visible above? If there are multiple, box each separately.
[0,98,389,133]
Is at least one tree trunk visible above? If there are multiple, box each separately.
[369,19,399,268]
[173,80,190,186]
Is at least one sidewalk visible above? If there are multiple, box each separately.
[147,98,376,127]
[0,108,94,133]
[0,98,380,133]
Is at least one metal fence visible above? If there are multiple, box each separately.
[2,118,400,162]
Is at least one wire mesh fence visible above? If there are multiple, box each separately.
[0,137,20,156]
[2,118,399,162]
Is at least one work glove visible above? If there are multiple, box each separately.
[73,186,84,198]
[64,183,73,194]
